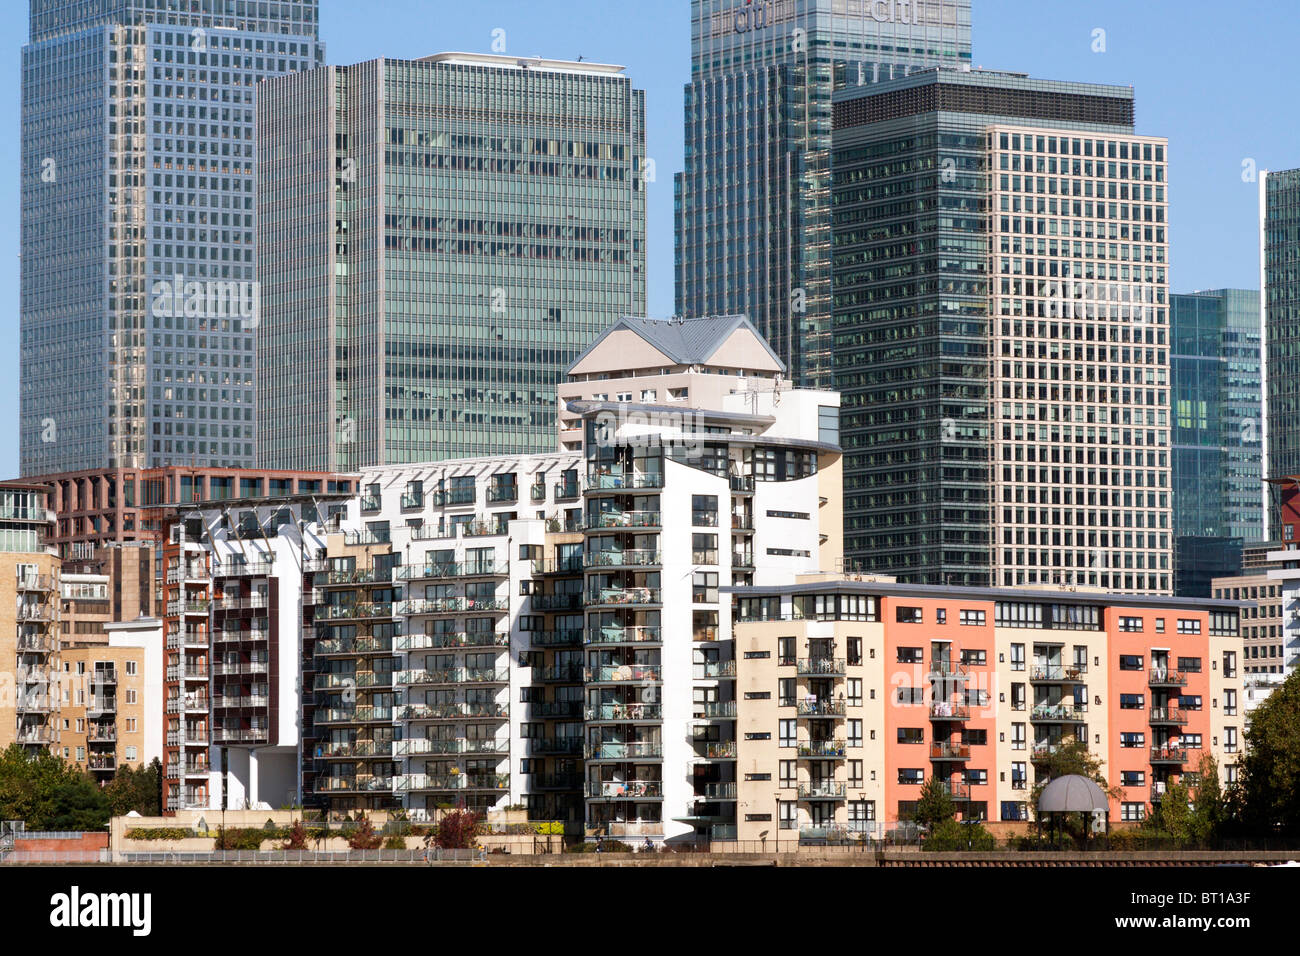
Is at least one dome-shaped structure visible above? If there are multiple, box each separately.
[1037,774,1109,813]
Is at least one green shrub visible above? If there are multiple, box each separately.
[214,828,267,851]
[124,827,191,841]
[382,835,408,850]
[923,818,997,852]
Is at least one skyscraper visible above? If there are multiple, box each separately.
[1170,289,1263,595]
[1264,168,1300,537]
[674,0,971,389]
[256,53,647,471]
[20,0,325,475]
[833,68,1171,592]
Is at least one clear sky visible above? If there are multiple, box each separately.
[2,0,1296,478]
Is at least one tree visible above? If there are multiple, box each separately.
[924,818,997,852]
[433,808,485,849]
[0,744,108,831]
[1029,737,1121,818]
[1145,780,1194,845]
[1239,670,1300,834]
[1191,753,1224,844]
[346,813,383,850]
[913,775,955,828]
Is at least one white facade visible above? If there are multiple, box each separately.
[104,618,165,766]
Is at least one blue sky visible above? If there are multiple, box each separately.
[2,0,1296,477]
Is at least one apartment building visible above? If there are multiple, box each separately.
[0,481,61,752]
[728,578,1242,841]
[57,618,163,781]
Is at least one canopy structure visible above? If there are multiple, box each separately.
[1037,774,1109,813]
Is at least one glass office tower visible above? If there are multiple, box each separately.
[833,68,1171,592]
[1171,289,1263,595]
[256,54,647,471]
[675,0,971,389]
[1265,168,1300,536]
[20,0,324,475]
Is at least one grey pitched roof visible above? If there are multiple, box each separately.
[566,315,787,375]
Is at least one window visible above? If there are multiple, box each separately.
[778,678,796,707]
[898,768,924,785]
[847,637,862,666]
[1010,644,1025,671]
[126,662,137,676]
[779,761,796,788]
[1011,683,1026,711]
[1120,770,1146,787]
[779,720,796,748]
[848,800,875,828]
[1010,762,1027,790]
[1155,618,1165,633]
[896,646,923,664]
[959,609,986,626]
[744,691,771,700]
[896,606,923,623]
[897,728,924,744]
[125,746,137,761]
[962,729,988,747]
[964,769,988,786]
[692,571,719,604]
[896,686,926,706]
[744,732,771,741]
[848,719,863,748]
[745,773,772,781]
[691,495,719,527]
[1223,689,1237,716]
[778,637,795,666]
[779,802,797,830]
[1119,654,1144,671]
[936,608,947,624]
[1001,801,1029,821]
[1180,695,1202,710]
[1121,803,1146,822]
[1182,734,1202,749]
[849,760,864,787]
[1177,657,1202,673]
[1224,727,1238,753]
[1118,617,1143,632]
[1119,693,1145,709]
[1177,618,1202,635]
[1120,732,1145,748]
[960,649,986,666]
[744,650,771,659]
[1011,723,1026,751]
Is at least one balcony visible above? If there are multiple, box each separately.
[585,511,661,530]
[487,483,518,503]
[797,740,846,759]
[553,481,580,502]
[584,549,661,569]
[532,772,583,790]
[585,742,663,760]
[797,782,847,801]
[212,595,270,612]
[317,602,395,621]
[16,696,54,713]
[1029,665,1087,684]
[525,737,583,756]
[586,664,661,684]
[395,632,508,652]
[797,658,847,677]
[213,561,273,578]
[313,568,391,587]
[587,780,663,799]
[928,702,971,721]
[586,703,663,722]
[692,701,736,720]
[1149,707,1189,726]
[530,701,583,718]
[394,774,510,793]
[731,552,755,569]
[1031,742,1066,761]
[433,488,477,507]
[391,738,506,757]
[1150,746,1189,765]
[531,593,583,611]
[359,494,382,512]
[395,561,508,581]
[585,470,665,491]
[315,705,394,724]
[585,625,661,645]
[700,741,736,759]
[87,697,118,715]
[797,701,846,717]
[730,475,756,494]
[400,492,425,510]
[696,660,736,679]
[928,660,971,681]
[529,629,584,648]
[588,587,661,607]
[530,483,547,502]
[1148,669,1188,688]
[1030,703,1088,723]
[16,727,55,745]
[930,742,971,761]
[166,600,211,617]
[534,663,584,683]
[17,573,57,592]
[17,604,55,622]
[397,702,509,722]
[393,667,510,687]
[87,757,117,772]
[936,781,972,801]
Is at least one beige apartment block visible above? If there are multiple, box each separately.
[0,481,61,753]
[57,641,152,781]
[734,618,885,843]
